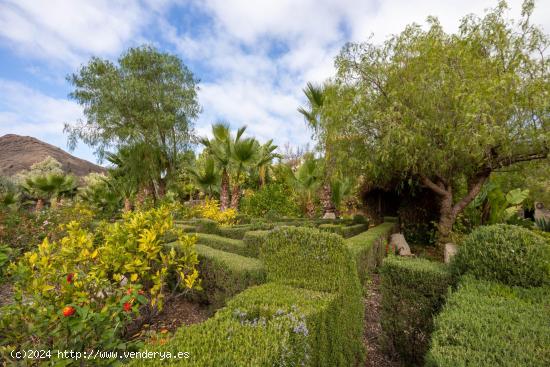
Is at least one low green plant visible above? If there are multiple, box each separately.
[426,276,550,367]
[380,256,454,365]
[450,224,550,287]
[242,230,269,257]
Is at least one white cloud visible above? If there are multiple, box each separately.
[0,0,172,66]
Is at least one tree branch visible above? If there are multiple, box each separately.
[452,169,491,216]
[420,175,449,197]
[493,150,549,169]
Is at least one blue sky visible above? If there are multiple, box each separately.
[1,0,548,165]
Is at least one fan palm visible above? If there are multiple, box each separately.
[230,134,260,208]
[187,157,220,198]
[298,82,335,217]
[330,176,353,217]
[256,140,280,188]
[288,155,322,217]
[22,173,77,210]
[200,123,233,210]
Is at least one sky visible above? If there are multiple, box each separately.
[0,0,549,165]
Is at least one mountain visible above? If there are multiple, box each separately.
[0,134,106,177]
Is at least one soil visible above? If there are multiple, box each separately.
[126,296,209,340]
[363,273,403,367]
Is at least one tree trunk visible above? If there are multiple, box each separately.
[220,168,230,211]
[157,179,166,198]
[259,166,266,188]
[35,198,44,212]
[230,185,241,209]
[306,199,316,218]
[422,170,490,252]
[124,197,132,213]
[320,183,336,217]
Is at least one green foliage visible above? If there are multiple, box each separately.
[0,243,16,279]
[216,224,252,239]
[426,276,550,367]
[451,224,550,287]
[190,218,219,234]
[352,214,367,224]
[536,217,550,232]
[242,230,269,258]
[346,222,395,285]
[319,223,369,238]
[380,256,454,365]
[260,226,364,365]
[166,242,265,310]
[195,233,249,257]
[240,183,300,218]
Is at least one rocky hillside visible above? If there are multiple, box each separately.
[0,134,105,177]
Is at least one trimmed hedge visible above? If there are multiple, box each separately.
[195,233,249,257]
[128,283,336,366]
[216,225,252,240]
[191,218,219,234]
[346,222,395,285]
[451,224,550,287]
[319,223,369,238]
[380,256,454,365]
[242,230,270,258]
[164,241,265,309]
[426,277,550,367]
[192,244,265,309]
[260,226,364,366]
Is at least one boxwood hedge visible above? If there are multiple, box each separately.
[426,276,550,367]
[195,233,249,257]
[242,230,270,258]
[450,224,550,287]
[346,222,395,285]
[260,226,365,366]
[380,256,454,365]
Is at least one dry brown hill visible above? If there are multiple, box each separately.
[0,134,105,177]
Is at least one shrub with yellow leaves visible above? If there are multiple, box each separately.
[189,197,237,226]
[0,206,199,365]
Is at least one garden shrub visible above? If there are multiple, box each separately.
[380,256,454,365]
[189,197,237,225]
[0,207,199,363]
[165,242,265,309]
[318,223,343,235]
[426,276,550,367]
[240,183,300,218]
[346,222,395,285]
[128,283,334,366]
[195,233,249,256]
[352,214,367,224]
[450,224,550,287]
[341,223,369,238]
[242,230,269,257]
[260,226,364,366]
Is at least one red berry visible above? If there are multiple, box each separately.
[63,306,76,317]
[123,302,132,312]
[66,273,74,283]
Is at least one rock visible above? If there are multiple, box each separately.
[322,212,336,219]
[444,243,457,264]
[390,233,411,256]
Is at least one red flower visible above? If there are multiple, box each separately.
[126,288,133,295]
[123,302,132,312]
[66,273,74,283]
[138,290,145,295]
[63,306,76,317]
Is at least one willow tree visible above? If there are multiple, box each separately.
[65,45,200,197]
[333,0,549,246]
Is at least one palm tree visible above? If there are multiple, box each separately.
[256,140,280,188]
[187,156,220,198]
[230,134,259,209]
[298,82,335,217]
[287,155,322,217]
[22,174,77,210]
[200,123,233,210]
